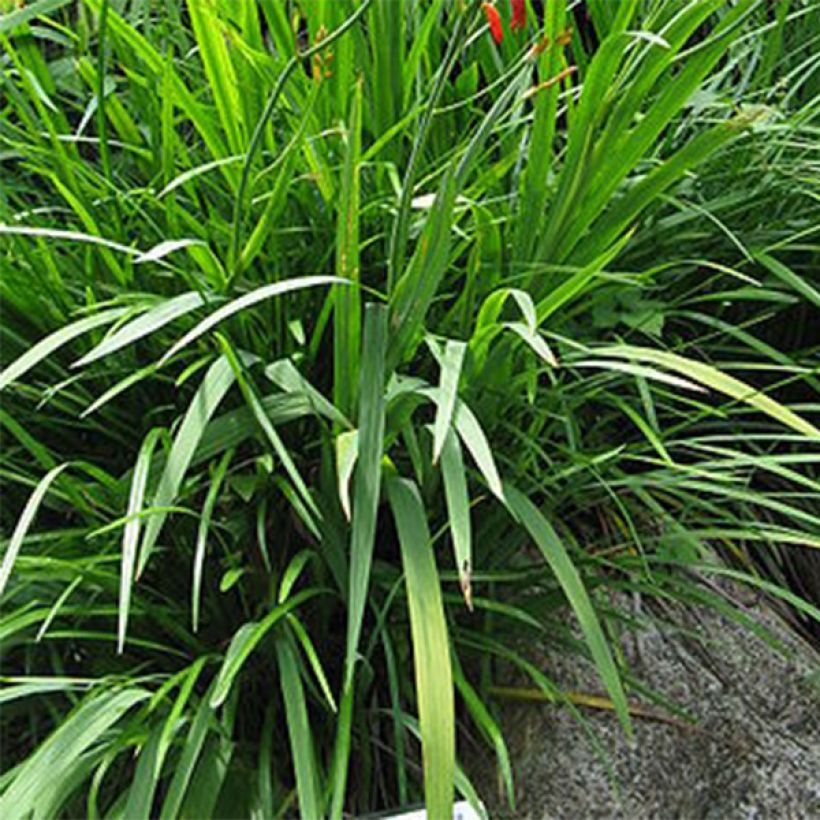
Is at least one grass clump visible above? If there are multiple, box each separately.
[1,0,818,817]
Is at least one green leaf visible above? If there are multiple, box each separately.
[119,428,164,653]
[219,566,246,593]
[161,276,345,363]
[159,682,219,820]
[332,303,387,818]
[0,0,72,33]
[439,429,472,609]
[387,477,455,820]
[146,658,207,805]
[276,636,323,819]
[209,588,320,709]
[186,0,245,155]
[454,399,504,501]
[345,303,388,684]
[594,344,820,438]
[134,239,205,265]
[219,337,319,525]
[192,448,233,632]
[756,252,820,308]
[0,463,68,597]
[504,484,632,738]
[432,340,466,464]
[0,307,127,392]
[452,659,514,811]
[138,355,236,576]
[334,78,363,419]
[0,688,149,818]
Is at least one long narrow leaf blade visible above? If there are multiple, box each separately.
[138,355,236,576]
[387,477,455,819]
[0,463,68,597]
[504,484,632,737]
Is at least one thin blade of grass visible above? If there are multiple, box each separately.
[118,428,164,653]
[209,588,320,709]
[138,355,236,577]
[74,292,208,367]
[192,448,233,632]
[0,308,127,392]
[595,344,820,438]
[161,276,345,364]
[432,340,466,464]
[344,303,388,685]
[0,463,68,597]
[504,484,632,738]
[439,428,473,610]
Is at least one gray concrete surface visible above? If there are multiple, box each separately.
[480,586,820,818]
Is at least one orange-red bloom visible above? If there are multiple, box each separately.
[510,0,526,30]
[482,3,503,44]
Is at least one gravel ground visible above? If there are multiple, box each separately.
[479,588,820,819]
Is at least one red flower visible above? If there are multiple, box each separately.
[510,0,526,30]
[482,3,503,44]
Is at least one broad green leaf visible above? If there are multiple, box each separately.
[505,322,558,368]
[345,304,388,684]
[454,400,504,501]
[122,723,164,819]
[387,477,455,820]
[0,688,149,818]
[331,304,387,819]
[276,637,322,818]
[177,735,233,818]
[159,682,219,820]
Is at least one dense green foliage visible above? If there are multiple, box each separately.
[1,0,819,817]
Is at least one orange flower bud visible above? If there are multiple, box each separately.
[482,3,503,44]
[510,0,526,30]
